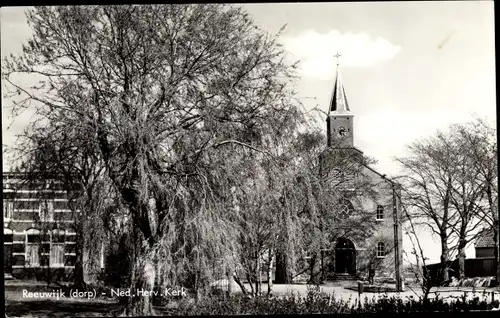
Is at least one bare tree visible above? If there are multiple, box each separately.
[446,127,487,279]
[449,119,498,283]
[3,5,306,315]
[396,132,460,284]
[397,119,497,282]
[402,208,434,300]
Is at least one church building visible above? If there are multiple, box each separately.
[319,57,404,289]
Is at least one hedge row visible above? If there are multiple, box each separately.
[169,286,500,315]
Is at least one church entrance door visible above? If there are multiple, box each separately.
[335,238,356,275]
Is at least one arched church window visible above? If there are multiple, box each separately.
[376,205,384,220]
[338,199,354,218]
[376,242,386,258]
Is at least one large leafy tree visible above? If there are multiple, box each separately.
[3,5,305,315]
[271,131,382,284]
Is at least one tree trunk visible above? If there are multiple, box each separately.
[124,219,155,316]
[255,252,261,296]
[73,219,86,290]
[81,218,101,287]
[439,234,449,283]
[457,238,467,279]
[246,271,255,295]
[233,273,248,295]
[320,249,325,282]
[308,255,315,283]
[309,252,321,285]
[225,268,232,298]
[275,250,291,284]
[267,249,274,295]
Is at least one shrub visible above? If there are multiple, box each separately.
[169,289,500,315]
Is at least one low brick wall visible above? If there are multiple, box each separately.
[12,268,74,282]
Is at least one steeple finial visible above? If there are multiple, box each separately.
[333,51,342,67]
[329,51,350,113]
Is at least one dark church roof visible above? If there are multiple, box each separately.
[475,228,496,248]
[329,65,350,114]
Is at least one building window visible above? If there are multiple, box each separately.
[15,200,39,210]
[3,200,13,220]
[40,200,54,222]
[26,229,41,266]
[50,230,66,267]
[376,205,384,220]
[4,228,13,243]
[376,242,386,258]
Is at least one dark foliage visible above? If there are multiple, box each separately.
[170,286,500,315]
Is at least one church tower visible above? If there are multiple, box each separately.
[319,54,404,291]
[326,54,354,148]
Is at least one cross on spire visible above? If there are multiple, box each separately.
[329,50,349,113]
[333,51,342,66]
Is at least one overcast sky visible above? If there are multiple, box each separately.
[242,2,496,264]
[1,3,496,264]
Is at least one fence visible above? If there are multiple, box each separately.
[425,258,497,281]
[464,258,497,277]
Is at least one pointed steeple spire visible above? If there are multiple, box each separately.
[329,52,350,114]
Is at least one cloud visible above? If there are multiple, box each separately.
[281,30,401,79]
